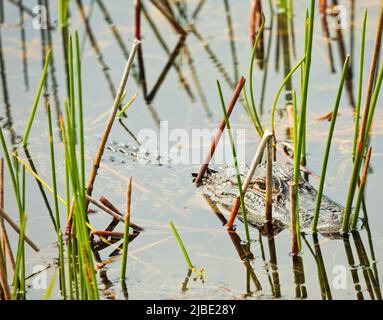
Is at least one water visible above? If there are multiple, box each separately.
[0,0,382,300]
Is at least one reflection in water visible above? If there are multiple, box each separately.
[181,268,193,293]
[292,255,307,299]
[352,231,382,299]
[99,269,115,299]
[23,146,56,229]
[311,233,331,300]
[224,0,239,83]
[331,0,356,109]
[204,194,262,294]
[141,2,195,101]
[190,25,235,89]
[184,45,212,118]
[319,1,336,73]
[303,233,331,300]
[0,31,11,130]
[121,280,129,300]
[259,16,274,114]
[38,0,49,108]
[277,4,293,106]
[343,233,366,300]
[18,0,29,91]
[76,0,117,99]
[134,0,147,99]
[146,35,187,103]
[0,29,21,146]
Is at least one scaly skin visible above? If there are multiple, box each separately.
[202,162,355,238]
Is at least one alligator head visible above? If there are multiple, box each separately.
[200,162,357,239]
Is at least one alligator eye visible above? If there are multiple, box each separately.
[255,178,266,191]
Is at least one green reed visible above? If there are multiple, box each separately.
[343,38,383,232]
[43,270,57,300]
[65,153,77,300]
[293,0,315,250]
[55,32,99,299]
[245,13,265,137]
[47,103,66,299]
[217,80,250,243]
[11,214,26,299]
[75,31,85,190]
[59,0,68,27]
[300,9,309,165]
[0,127,27,299]
[288,0,293,19]
[120,211,131,281]
[343,7,383,231]
[68,34,76,136]
[117,93,138,119]
[60,111,99,299]
[1,24,105,299]
[62,30,99,298]
[0,128,22,215]
[120,178,132,281]
[279,0,288,12]
[312,56,350,232]
[271,55,306,138]
[292,90,297,153]
[353,10,367,158]
[170,221,194,270]
[14,151,27,298]
[268,0,274,15]
[22,49,51,147]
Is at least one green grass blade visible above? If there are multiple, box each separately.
[68,33,76,137]
[244,86,263,137]
[117,93,138,119]
[74,31,85,191]
[43,270,57,300]
[271,55,306,136]
[11,214,26,299]
[120,178,132,281]
[0,127,21,213]
[170,221,194,270]
[22,49,51,147]
[293,0,315,250]
[353,10,367,158]
[343,37,383,232]
[248,13,265,137]
[312,56,350,232]
[59,0,68,27]
[120,212,130,281]
[47,103,66,299]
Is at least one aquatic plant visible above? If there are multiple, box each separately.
[170,221,194,270]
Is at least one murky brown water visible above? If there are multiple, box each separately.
[1,0,383,299]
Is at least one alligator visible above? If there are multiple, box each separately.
[200,162,360,238]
